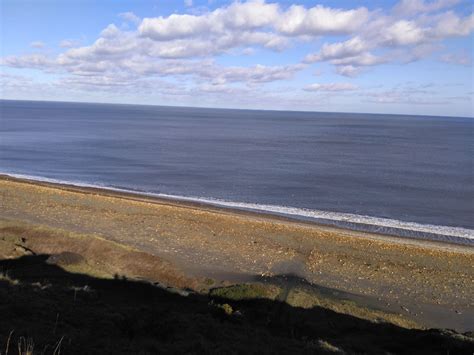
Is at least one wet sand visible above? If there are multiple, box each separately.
[0,175,473,331]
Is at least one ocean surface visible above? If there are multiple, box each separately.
[1,100,473,245]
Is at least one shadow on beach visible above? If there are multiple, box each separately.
[0,255,473,354]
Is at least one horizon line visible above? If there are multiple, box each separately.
[1,98,472,120]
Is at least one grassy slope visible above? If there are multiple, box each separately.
[0,220,473,354]
[0,259,473,354]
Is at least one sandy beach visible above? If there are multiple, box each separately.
[1,174,473,334]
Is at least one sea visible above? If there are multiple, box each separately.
[1,99,473,245]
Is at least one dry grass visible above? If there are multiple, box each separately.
[0,335,63,355]
[316,339,345,353]
[0,219,197,289]
[0,272,20,286]
[209,282,420,329]
[1,330,14,355]
[284,287,419,329]
[17,337,34,355]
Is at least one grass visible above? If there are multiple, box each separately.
[17,337,34,355]
[1,254,473,354]
[0,219,196,288]
[316,339,345,354]
[209,283,280,301]
[1,219,473,354]
[0,335,64,355]
[208,280,419,329]
[215,303,234,315]
[0,272,20,286]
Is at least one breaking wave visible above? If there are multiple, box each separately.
[3,172,473,246]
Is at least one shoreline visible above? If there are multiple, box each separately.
[1,174,473,332]
[1,174,472,250]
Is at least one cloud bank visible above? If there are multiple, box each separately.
[1,0,473,114]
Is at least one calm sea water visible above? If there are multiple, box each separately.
[1,100,473,244]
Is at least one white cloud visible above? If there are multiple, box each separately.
[1,37,304,90]
[119,12,141,25]
[392,43,441,63]
[139,1,369,41]
[59,39,80,48]
[304,37,368,63]
[303,1,473,77]
[276,5,369,36]
[304,83,358,92]
[331,53,387,67]
[304,36,385,76]
[119,58,303,84]
[335,65,363,77]
[60,29,137,61]
[134,1,373,62]
[393,0,460,16]
[140,15,209,41]
[0,72,35,86]
[139,1,281,41]
[440,52,472,66]
[1,0,473,104]
[30,41,45,49]
[242,47,256,55]
[0,72,58,100]
[432,11,474,37]
[382,20,426,46]
[215,63,304,84]
[1,54,53,69]
[364,91,448,105]
[101,24,121,38]
[360,82,451,105]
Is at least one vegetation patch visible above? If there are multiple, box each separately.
[209,283,280,301]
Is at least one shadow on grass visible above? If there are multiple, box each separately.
[0,255,473,354]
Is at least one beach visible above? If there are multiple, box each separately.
[1,175,473,334]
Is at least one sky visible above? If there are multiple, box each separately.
[0,0,473,117]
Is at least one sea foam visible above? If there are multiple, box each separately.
[3,172,473,246]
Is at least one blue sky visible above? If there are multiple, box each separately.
[1,0,473,116]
